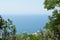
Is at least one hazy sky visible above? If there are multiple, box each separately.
[0,0,52,15]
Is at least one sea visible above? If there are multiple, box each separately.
[0,14,51,34]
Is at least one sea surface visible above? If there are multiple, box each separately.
[1,14,51,34]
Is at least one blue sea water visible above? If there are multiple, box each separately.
[1,14,50,34]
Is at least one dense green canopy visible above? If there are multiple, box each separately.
[44,0,60,10]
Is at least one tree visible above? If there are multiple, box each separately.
[0,16,16,40]
[44,0,60,10]
[44,0,60,40]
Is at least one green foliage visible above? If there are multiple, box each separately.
[44,0,60,10]
[44,0,60,40]
[45,9,60,40]
[0,16,16,40]
[16,33,40,40]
